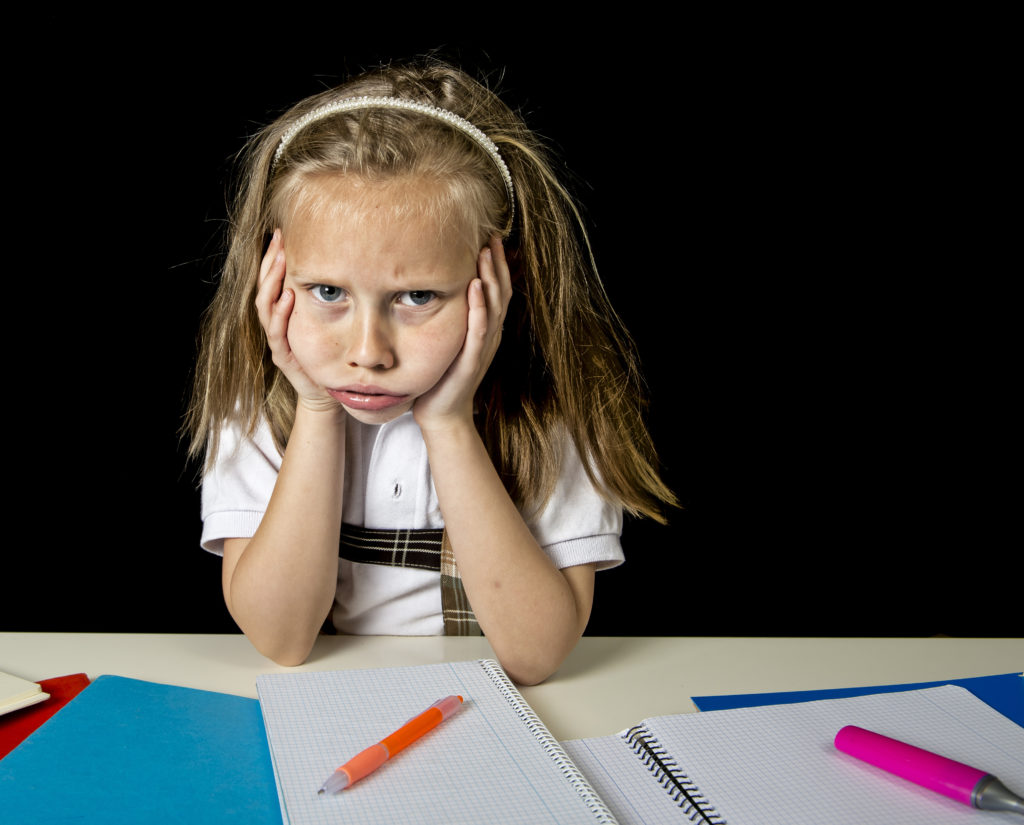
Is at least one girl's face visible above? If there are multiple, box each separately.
[281,179,478,424]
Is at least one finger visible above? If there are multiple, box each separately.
[254,237,295,360]
[255,242,287,326]
[488,235,512,292]
[257,229,283,287]
[486,236,513,306]
[477,243,510,332]
[448,277,483,368]
[265,287,295,359]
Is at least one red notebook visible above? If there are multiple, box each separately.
[0,674,90,760]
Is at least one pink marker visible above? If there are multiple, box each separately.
[835,725,1024,815]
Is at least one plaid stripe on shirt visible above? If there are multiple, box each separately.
[338,523,482,636]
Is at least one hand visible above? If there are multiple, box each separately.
[414,236,512,430]
[255,230,338,413]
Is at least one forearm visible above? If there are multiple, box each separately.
[422,420,593,685]
[223,405,345,665]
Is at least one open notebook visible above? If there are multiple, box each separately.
[256,659,615,824]
[561,684,1024,824]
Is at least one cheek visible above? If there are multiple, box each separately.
[414,313,468,379]
[285,309,334,365]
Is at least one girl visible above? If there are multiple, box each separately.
[187,59,676,684]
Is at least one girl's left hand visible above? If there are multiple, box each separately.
[414,236,511,430]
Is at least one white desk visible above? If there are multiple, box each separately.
[2,634,1021,741]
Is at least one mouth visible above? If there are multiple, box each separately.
[327,386,412,412]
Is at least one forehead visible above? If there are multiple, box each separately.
[281,174,480,252]
[281,176,478,278]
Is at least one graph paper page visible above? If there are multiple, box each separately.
[639,685,1024,824]
[256,660,614,825]
[563,734,690,825]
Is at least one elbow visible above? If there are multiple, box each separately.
[268,650,312,667]
[495,594,592,686]
[497,635,580,686]
[509,669,553,687]
[230,607,320,666]
[255,633,317,667]
[502,650,567,686]
[225,589,325,667]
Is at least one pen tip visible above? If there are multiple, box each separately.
[319,772,351,795]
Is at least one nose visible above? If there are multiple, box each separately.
[346,309,395,370]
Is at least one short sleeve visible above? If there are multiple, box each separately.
[526,436,624,571]
[199,419,282,555]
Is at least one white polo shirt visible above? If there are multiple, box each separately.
[201,412,623,635]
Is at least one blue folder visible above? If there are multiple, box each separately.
[0,675,281,824]
[692,672,1024,727]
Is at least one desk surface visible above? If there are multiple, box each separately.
[2,634,1021,741]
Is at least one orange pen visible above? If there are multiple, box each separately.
[318,695,464,794]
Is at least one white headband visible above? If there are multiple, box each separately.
[272,95,515,232]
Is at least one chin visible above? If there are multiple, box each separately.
[341,401,415,426]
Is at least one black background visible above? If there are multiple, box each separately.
[4,12,1018,640]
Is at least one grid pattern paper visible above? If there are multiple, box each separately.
[565,685,1024,825]
[564,735,705,825]
[256,660,615,825]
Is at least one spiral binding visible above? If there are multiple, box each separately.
[478,659,618,824]
[624,725,727,824]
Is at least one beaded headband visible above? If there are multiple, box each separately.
[272,95,515,233]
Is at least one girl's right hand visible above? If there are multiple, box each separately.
[255,230,338,413]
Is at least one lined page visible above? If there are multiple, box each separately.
[640,686,1024,824]
[257,660,614,825]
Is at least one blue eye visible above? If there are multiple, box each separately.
[313,285,346,303]
[399,291,435,307]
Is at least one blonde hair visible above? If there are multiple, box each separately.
[186,59,677,522]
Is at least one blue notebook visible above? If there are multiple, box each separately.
[0,675,281,824]
[692,671,1024,726]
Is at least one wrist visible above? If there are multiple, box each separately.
[416,408,478,445]
[293,399,348,430]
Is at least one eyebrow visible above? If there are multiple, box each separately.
[287,267,466,288]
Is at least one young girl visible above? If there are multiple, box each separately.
[187,59,676,684]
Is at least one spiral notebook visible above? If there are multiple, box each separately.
[256,659,616,825]
[561,684,1024,824]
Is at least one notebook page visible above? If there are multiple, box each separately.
[564,735,701,825]
[643,685,1024,825]
[257,660,614,825]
